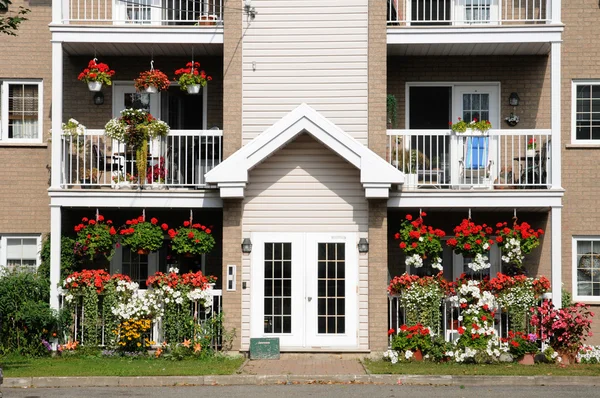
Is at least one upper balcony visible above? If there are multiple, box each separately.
[50,0,224,46]
[387,0,563,55]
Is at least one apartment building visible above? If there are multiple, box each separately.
[5,0,600,351]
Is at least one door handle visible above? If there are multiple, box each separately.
[307,297,312,302]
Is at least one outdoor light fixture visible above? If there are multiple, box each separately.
[505,92,520,126]
[241,238,252,253]
[93,92,104,105]
[358,238,369,253]
[244,0,256,19]
[508,92,520,107]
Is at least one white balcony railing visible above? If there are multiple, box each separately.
[388,0,551,26]
[388,294,536,345]
[387,129,551,189]
[63,0,223,25]
[60,129,222,189]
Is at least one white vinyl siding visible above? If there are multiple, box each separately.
[241,134,369,350]
[242,0,368,144]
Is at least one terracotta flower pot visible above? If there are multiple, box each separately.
[413,349,423,361]
[518,353,535,365]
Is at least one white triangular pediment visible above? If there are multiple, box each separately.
[205,104,404,198]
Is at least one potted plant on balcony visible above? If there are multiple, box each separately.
[78,58,115,92]
[73,214,118,261]
[526,138,537,157]
[450,117,492,135]
[392,147,429,189]
[104,109,170,185]
[79,167,99,188]
[146,156,167,189]
[111,172,137,189]
[134,68,170,94]
[167,221,215,257]
[174,61,212,94]
[120,215,169,255]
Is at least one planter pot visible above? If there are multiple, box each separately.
[526,149,536,157]
[198,15,217,25]
[186,84,201,94]
[137,248,150,255]
[183,252,195,258]
[518,353,535,365]
[412,349,423,361]
[150,182,167,190]
[144,85,158,94]
[87,81,103,92]
[404,173,418,190]
[558,351,576,365]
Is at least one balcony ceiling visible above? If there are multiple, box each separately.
[388,41,550,56]
[62,42,222,57]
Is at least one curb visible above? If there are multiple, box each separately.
[3,374,600,388]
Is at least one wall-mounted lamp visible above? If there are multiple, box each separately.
[241,238,252,254]
[244,0,257,19]
[93,92,104,105]
[508,92,520,107]
[358,238,369,253]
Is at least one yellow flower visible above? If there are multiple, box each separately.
[137,342,141,347]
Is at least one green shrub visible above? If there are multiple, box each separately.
[38,234,78,283]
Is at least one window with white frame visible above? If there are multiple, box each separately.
[573,237,600,300]
[0,81,43,142]
[0,235,41,273]
[572,81,600,143]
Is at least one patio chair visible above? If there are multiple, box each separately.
[459,136,492,188]
[92,144,124,182]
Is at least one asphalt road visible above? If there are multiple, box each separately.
[2,385,598,398]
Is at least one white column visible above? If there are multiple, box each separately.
[551,0,561,24]
[50,205,62,310]
[550,41,561,189]
[52,0,62,24]
[551,205,562,308]
[51,41,63,189]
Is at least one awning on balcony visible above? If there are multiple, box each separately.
[205,103,404,199]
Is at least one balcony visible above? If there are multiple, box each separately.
[60,129,222,189]
[387,129,552,190]
[387,0,562,55]
[60,0,223,25]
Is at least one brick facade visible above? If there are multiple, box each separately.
[561,0,600,343]
[0,0,52,234]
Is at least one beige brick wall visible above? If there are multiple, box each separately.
[387,55,551,130]
[62,56,223,129]
[0,0,52,234]
[368,0,387,158]
[561,0,600,343]
[220,0,243,350]
[369,200,388,353]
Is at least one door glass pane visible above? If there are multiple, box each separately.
[317,242,346,334]
[462,93,490,123]
[264,243,292,334]
[124,92,151,112]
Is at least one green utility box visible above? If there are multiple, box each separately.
[249,337,280,359]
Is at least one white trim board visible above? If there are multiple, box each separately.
[206,103,404,199]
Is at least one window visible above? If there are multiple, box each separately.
[465,0,491,23]
[0,235,41,273]
[0,81,43,142]
[572,237,600,301]
[572,81,600,143]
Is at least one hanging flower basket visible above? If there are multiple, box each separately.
[104,109,170,184]
[119,215,169,254]
[168,221,215,256]
[394,212,445,271]
[494,221,543,272]
[73,214,118,261]
[447,218,495,272]
[174,61,212,93]
[134,69,171,93]
[78,59,115,91]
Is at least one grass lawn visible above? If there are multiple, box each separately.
[0,355,245,378]
[364,359,600,376]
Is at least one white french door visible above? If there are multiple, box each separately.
[113,0,162,25]
[251,232,358,350]
[113,83,160,117]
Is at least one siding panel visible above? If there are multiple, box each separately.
[242,0,368,144]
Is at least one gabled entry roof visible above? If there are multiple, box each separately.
[205,104,404,199]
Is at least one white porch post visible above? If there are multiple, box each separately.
[550,0,561,24]
[551,205,562,308]
[51,41,63,188]
[52,0,62,24]
[550,41,561,190]
[50,205,62,310]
